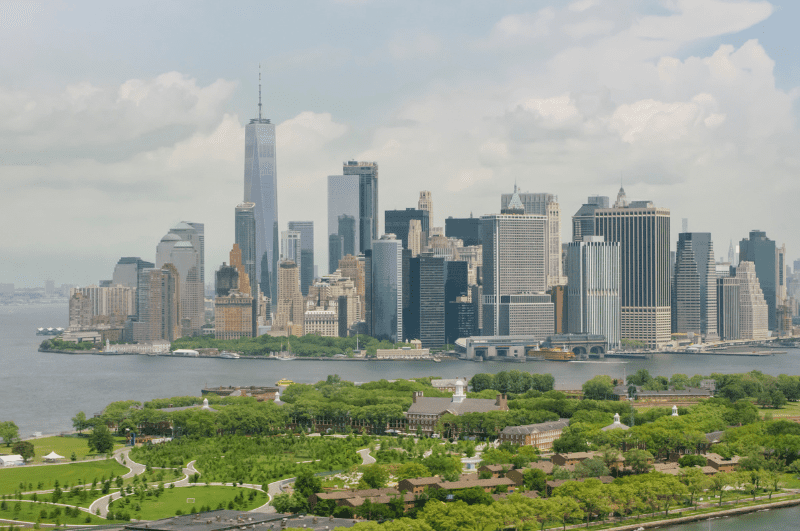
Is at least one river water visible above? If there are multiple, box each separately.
[2,303,800,529]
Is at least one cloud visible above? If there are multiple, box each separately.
[479,8,556,48]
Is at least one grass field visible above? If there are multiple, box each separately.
[26,435,125,464]
[760,401,800,418]
[107,485,268,520]
[0,459,128,495]
[0,500,107,525]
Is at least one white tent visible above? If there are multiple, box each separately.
[0,454,24,466]
[42,451,64,462]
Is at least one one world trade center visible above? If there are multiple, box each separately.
[244,73,278,307]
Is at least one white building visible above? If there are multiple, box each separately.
[736,261,769,340]
[304,309,338,337]
[566,236,621,349]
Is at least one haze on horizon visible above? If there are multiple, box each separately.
[1,0,799,287]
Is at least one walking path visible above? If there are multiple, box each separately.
[358,448,376,465]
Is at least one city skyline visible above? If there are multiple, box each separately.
[2,1,800,286]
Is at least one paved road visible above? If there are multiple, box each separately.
[358,448,376,465]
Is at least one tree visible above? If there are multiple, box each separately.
[523,468,547,493]
[396,462,431,481]
[360,464,389,489]
[582,375,615,400]
[12,441,34,462]
[0,421,20,446]
[88,425,115,454]
[293,469,322,498]
[573,458,610,479]
[623,449,653,475]
[72,412,89,435]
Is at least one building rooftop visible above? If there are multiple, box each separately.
[501,419,570,436]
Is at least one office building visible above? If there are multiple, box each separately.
[385,208,430,250]
[273,261,305,336]
[244,76,278,304]
[288,221,314,296]
[592,188,671,348]
[500,189,565,287]
[406,252,445,348]
[214,244,254,341]
[280,230,302,290]
[571,196,610,242]
[739,230,781,330]
[304,309,338,337]
[369,234,403,342]
[112,257,154,319]
[566,236,621,349]
[418,191,433,228]
[156,224,204,336]
[343,161,378,253]
[68,292,93,330]
[672,233,717,338]
[716,276,740,340]
[445,215,482,247]
[69,285,136,329]
[408,219,423,257]
[735,261,769,340]
[549,285,568,335]
[328,174,360,271]
[482,189,553,338]
[235,203,258,335]
[444,261,476,343]
[134,265,180,342]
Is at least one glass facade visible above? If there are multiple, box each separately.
[370,236,402,342]
[288,221,314,296]
[328,175,360,272]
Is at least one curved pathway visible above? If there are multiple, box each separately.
[358,448,376,465]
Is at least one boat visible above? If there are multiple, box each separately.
[527,347,576,361]
[219,351,240,359]
[276,378,295,386]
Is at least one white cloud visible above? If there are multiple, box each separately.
[568,0,599,12]
[480,8,556,48]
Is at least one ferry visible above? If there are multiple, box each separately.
[219,351,240,359]
[276,378,295,386]
[527,347,576,361]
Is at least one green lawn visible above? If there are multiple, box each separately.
[760,400,800,418]
[27,435,125,464]
[0,459,128,495]
[107,485,268,520]
[0,500,107,525]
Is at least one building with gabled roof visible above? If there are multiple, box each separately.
[405,379,508,435]
[498,419,570,449]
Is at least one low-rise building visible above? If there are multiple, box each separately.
[304,309,338,337]
[430,377,469,393]
[550,451,599,467]
[405,379,509,435]
[705,453,740,472]
[430,477,515,494]
[498,419,570,449]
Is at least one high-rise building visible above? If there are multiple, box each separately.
[444,261,475,343]
[156,224,204,336]
[69,285,136,328]
[739,230,781,330]
[288,221,314,296]
[482,190,553,337]
[408,219,423,257]
[214,244,254,341]
[68,292,93,330]
[112,257,154,318]
[418,191,433,228]
[566,236,621,349]
[273,261,305,336]
[593,189,671,348]
[572,196,610,242]
[735,261,769,340]
[134,265,180,342]
[405,252,445,348]
[343,161,378,253]
[369,234,403,342]
[672,233,717,338]
[384,208,429,250]
[716,276,740,340]
[328,174,360,271]
[280,230,302,290]
[500,189,564,287]
[244,75,278,304]
[445,215,482,247]
[235,203,258,335]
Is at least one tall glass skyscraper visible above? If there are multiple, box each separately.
[343,161,378,253]
[288,221,314,296]
[328,175,360,272]
[244,77,278,304]
[369,234,403,342]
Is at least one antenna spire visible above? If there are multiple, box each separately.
[258,64,262,120]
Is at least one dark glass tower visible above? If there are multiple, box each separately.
[288,221,314,296]
[385,208,429,249]
[244,73,278,304]
[343,161,378,253]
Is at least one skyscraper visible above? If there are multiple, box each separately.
[343,161,378,253]
[735,261,769,340]
[328,174,360,272]
[369,234,403,342]
[244,74,278,304]
[406,252,445,348]
[274,261,305,336]
[739,230,780,330]
[235,203,257,300]
[288,221,314,296]
[593,190,671,348]
[566,236,621,349]
[672,233,717,338]
[134,265,180,342]
[445,215,482,247]
[418,191,433,228]
[280,230,302,281]
[571,195,609,242]
[716,276,740,340]
[156,223,204,336]
[482,189,553,338]
[112,257,154,318]
[500,190,565,287]
[214,244,253,341]
[384,208,429,249]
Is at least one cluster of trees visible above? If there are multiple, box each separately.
[39,338,97,351]
[469,371,555,394]
[712,371,799,407]
[0,421,19,446]
[130,434,364,486]
[170,334,402,357]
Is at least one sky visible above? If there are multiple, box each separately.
[1,0,799,288]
